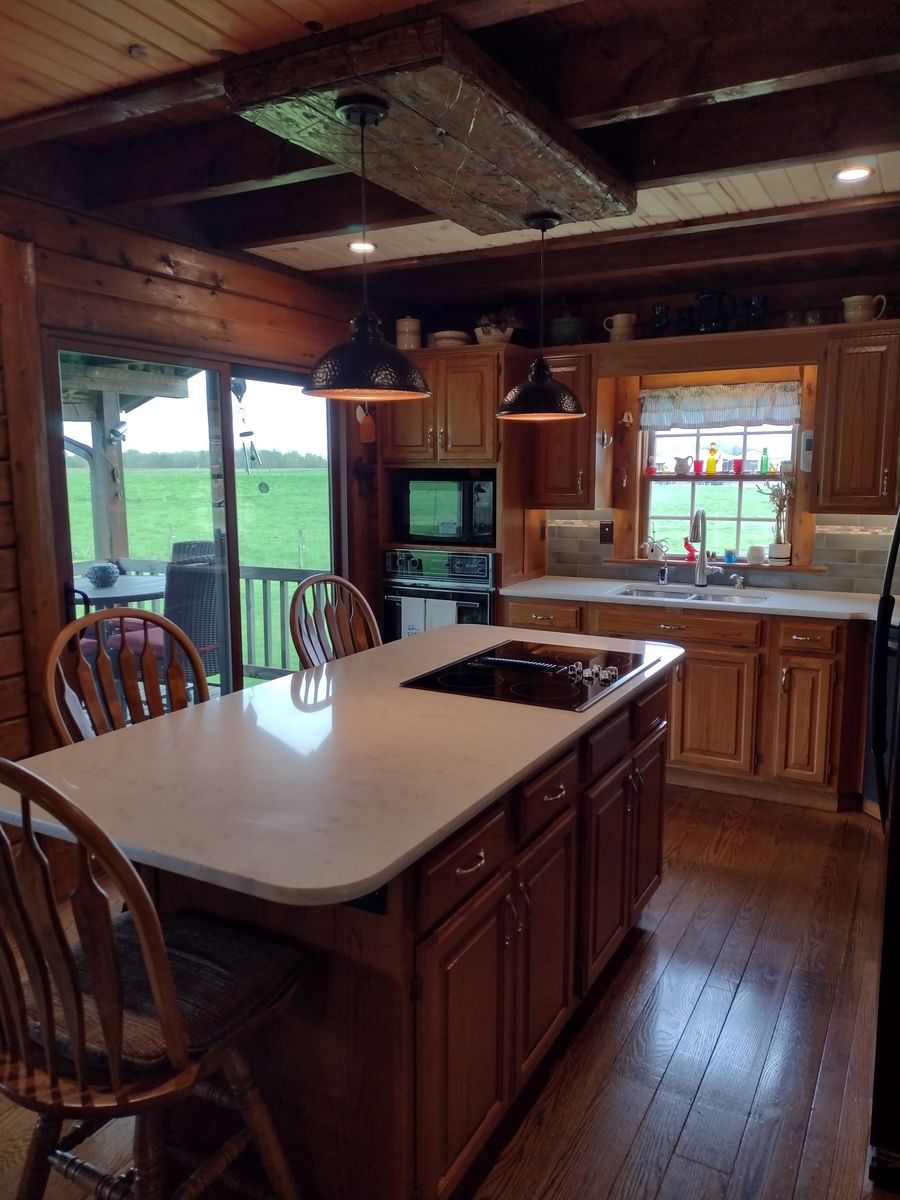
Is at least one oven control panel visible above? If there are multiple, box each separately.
[384,549,493,585]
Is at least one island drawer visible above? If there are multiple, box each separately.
[417,805,509,932]
[518,750,579,842]
[504,599,582,632]
[776,618,839,653]
[587,603,762,647]
[634,683,668,741]
[585,708,632,783]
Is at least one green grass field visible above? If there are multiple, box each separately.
[647,478,779,557]
[66,467,332,570]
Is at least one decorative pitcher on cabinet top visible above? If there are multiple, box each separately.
[695,291,735,333]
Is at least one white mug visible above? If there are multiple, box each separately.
[603,313,636,331]
[842,294,886,323]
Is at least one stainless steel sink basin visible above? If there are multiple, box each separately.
[690,592,769,605]
[612,585,768,605]
[615,586,696,599]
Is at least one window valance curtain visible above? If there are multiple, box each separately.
[639,382,801,430]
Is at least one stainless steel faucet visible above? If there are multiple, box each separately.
[689,508,724,587]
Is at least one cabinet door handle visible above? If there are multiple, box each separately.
[883,468,890,497]
[634,764,645,791]
[455,850,486,877]
[543,783,566,804]
[439,427,446,449]
[517,881,531,932]
[781,666,791,695]
[426,426,434,449]
[659,623,687,631]
[791,634,820,642]
[531,613,553,621]
[576,470,584,493]
[598,429,612,450]
[503,893,519,945]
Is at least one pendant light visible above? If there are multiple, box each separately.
[306,95,430,402]
[496,212,585,421]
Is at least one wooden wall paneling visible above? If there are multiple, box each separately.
[0,235,54,755]
[792,365,818,569]
[595,376,616,508]
[612,375,640,561]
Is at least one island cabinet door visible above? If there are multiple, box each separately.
[670,649,758,774]
[437,351,498,461]
[772,653,835,785]
[512,809,577,1091]
[581,758,631,992]
[416,869,515,1200]
[631,727,667,914]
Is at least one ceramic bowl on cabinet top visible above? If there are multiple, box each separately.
[432,330,470,347]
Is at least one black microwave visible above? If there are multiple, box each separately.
[389,469,496,546]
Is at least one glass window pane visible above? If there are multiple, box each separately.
[694,480,739,517]
[703,520,738,557]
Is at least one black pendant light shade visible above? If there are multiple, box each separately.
[305,310,430,401]
[305,95,430,403]
[497,211,585,421]
[496,356,583,420]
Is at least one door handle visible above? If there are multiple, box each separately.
[439,427,446,450]
[883,468,890,497]
[781,666,790,695]
[426,426,434,449]
[503,893,519,945]
[576,470,584,493]
[517,881,531,932]
[633,764,645,791]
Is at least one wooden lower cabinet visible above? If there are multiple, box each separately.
[772,652,835,785]
[670,648,758,774]
[632,728,666,910]
[504,598,582,632]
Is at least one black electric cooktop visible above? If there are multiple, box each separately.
[401,640,658,712]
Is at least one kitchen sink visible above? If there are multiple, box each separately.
[612,585,769,605]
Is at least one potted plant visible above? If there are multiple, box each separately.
[549,297,586,345]
[474,308,517,345]
[757,467,795,563]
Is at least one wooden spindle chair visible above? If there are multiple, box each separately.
[289,574,382,669]
[42,609,209,746]
[0,756,303,1200]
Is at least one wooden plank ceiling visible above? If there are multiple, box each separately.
[0,0,897,307]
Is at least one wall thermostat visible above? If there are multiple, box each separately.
[799,429,814,472]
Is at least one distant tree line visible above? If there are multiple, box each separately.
[65,449,328,470]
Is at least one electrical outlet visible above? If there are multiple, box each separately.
[598,522,613,544]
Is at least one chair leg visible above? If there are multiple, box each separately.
[132,1112,166,1200]
[17,1115,62,1200]
[223,1048,302,1200]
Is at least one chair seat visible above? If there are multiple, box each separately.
[28,913,302,1077]
[117,626,217,657]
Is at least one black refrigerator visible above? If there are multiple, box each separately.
[869,511,900,1189]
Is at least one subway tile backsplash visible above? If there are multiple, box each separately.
[546,509,896,593]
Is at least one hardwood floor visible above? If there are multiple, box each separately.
[461,788,892,1200]
[0,788,892,1200]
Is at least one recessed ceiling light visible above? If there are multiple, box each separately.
[835,165,874,183]
[349,240,376,254]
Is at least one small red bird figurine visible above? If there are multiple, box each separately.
[683,536,697,561]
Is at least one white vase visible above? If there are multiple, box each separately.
[768,541,791,563]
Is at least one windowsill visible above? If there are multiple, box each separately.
[608,558,827,574]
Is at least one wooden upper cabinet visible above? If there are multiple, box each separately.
[815,332,900,513]
[381,350,499,463]
[529,354,593,506]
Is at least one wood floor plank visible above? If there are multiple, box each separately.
[656,1153,729,1200]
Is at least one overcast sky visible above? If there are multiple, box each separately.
[64,372,329,458]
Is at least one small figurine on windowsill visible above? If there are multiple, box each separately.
[683,537,697,562]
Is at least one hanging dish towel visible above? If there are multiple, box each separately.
[401,596,426,638]
[425,598,458,630]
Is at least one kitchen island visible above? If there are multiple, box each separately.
[1,625,681,1200]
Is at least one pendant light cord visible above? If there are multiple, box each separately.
[359,120,369,312]
[538,227,545,356]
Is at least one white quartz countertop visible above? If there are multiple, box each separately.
[500,576,887,621]
[0,625,681,907]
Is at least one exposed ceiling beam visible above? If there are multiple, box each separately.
[201,175,432,250]
[86,118,347,209]
[446,0,585,29]
[477,0,900,127]
[352,203,900,301]
[588,74,900,188]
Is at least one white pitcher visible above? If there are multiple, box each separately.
[674,455,694,475]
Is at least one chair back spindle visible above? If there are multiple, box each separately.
[289,574,382,669]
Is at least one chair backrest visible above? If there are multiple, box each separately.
[289,573,382,669]
[171,540,216,562]
[0,757,188,1096]
[163,562,221,677]
[43,609,209,746]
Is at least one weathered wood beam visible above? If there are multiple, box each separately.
[447,0,584,29]
[588,74,900,188]
[86,118,347,209]
[201,176,432,250]
[226,16,635,236]
[478,0,900,127]
[357,204,900,301]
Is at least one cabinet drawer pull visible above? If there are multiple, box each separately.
[634,765,645,791]
[517,881,531,932]
[455,850,486,877]
[576,469,584,493]
[659,623,687,631]
[791,634,820,642]
[543,783,566,804]
[503,893,519,945]
[426,426,434,449]
[883,468,890,497]
[781,666,791,695]
[531,613,553,621]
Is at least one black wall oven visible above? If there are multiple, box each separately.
[383,550,493,641]
[389,469,496,547]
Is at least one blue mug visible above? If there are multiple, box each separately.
[723,549,737,564]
